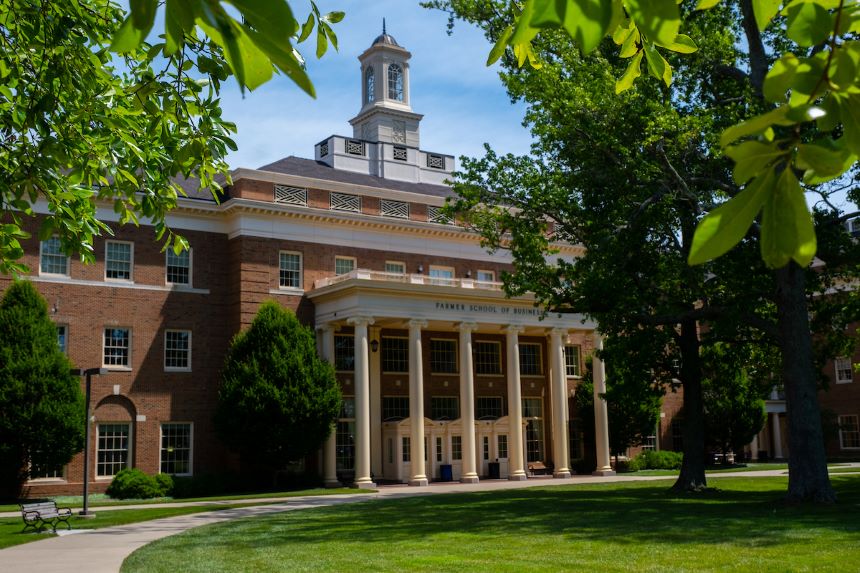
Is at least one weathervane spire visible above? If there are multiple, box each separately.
[383,18,386,36]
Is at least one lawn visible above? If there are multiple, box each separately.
[123,475,860,572]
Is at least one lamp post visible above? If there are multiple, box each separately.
[72,367,107,518]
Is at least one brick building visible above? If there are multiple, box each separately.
[10,31,620,497]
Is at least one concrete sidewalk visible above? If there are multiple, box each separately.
[1,465,856,573]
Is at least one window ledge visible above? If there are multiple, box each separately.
[104,366,132,372]
[164,368,192,373]
[835,380,854,384]
[269,287,305,296]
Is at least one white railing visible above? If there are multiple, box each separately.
[314,269,504,291]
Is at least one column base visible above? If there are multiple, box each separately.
[323,478,341,489]
[553,470,572,479]
[409,477,429,487]
[460,474,480,484]
[352,480,378,489]
[592,468,616,476]
[508,472,527,481]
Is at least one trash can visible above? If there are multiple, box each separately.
[488,462,500,479]
[440,464,453,482]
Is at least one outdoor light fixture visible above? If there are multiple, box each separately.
[71,367,108,518]
[465,270,472,278]
[417,264,424,274]
[371,340,379,353]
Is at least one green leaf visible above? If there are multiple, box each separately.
[763,53,799,103]
[624,0,680,46]
[488,26,513,65]
[663,34,697,53]
[752,0,782,31]
[245,28,315,97]
[130,0,158,31]
[785,1,833,47]
[643,42,671,86]
[616,50,643,93]
[110,17,147,53]
[688,169,772,265]
[316,26,328,58]
[324,11,345,24]
[230,0,298,38]
[560,0,615,53]
[760,168,816,268]
[797,142,855,184]
[694,0,721,10]
[720,106,790,147]
[725,141,786,185]
[299,13,315,43]
[619,28,640,57]
[836,94,860,154]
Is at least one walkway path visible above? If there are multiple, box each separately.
[2,465,857,573]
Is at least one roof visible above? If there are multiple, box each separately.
[371,32,400,47]
[172,174,227,203]
[256,156,454,199]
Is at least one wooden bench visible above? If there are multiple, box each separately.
[20,501,72,533]
[527,462,553,476]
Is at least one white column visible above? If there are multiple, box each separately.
[772,413,784,459]
[459,321,479,483]
[348,316,376,488]
[750,432,759,461]
[369,326,382,478]
[549,328,571,478]
[504,325,527,481]
[319,325,339,488]
[592,334,615,475]
[408,319,428,486]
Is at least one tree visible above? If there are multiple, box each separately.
[701,344,771,461]
[0,281,85,500]
[427,0,858,502]
[214,301,341,473]
[0,1,341,275]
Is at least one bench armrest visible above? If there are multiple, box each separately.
[57,507,72,517]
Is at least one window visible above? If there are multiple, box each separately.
[498,435,508,459]
[835,357,854,384]
[476,270,495,282]
[97,423,130,477]
[428,206,452,225]
[274,185,307,206]
[402,436,411,462]
[847,217,860,238]
[40,237,68,276]
[381,199,409,219]
[430,396,459,420]
[165,248,191,285]
[451,435,462,460]
[641,434,657,451]
[430,339,458,373]
[385,261,406,275]
[838,415,860,449]
[365,66,375,103]
[337,398,356,472]
[335,256,356,275]
[103,328,131,368]
[520,343,542,376]
[334,335,354,372]
[279,252,303,289]
[569,419,584,460]
[382,396,409,421]
[388,63,403,100]
[564,345,581,377]
[56,324,67,354]
[483,436,489,460]
[476,396,503,420]
[30,462,64,480]
[523,398,545,462]
[160,423,192,475]
[382,337,408,373]
[474,341,502,375]
[331,191,361,212]
[164,330,191,371]
[671,418,684,452]
[436,437,442,462]
[105,241,133,281]
[429,266,454,285]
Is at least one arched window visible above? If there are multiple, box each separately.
[365,67,375,103]
[388,64,403,101]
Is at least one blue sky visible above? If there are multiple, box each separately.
[218,0,533,170]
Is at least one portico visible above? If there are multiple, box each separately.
[311,269,614,487]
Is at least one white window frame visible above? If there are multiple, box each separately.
[476,270,495,282]
[835,357,854,384]
[96,422,132,479]
[385,261,406,275]
[159,422,194,476]
[103,327,132,370]
[56,324,68,355]
[105,240,134,282]
[279,251,303,291]
[164,329,192,372]
[165,247,192,287]
[838,414,860,450]
[519,343,543,376]
[564,345,582,378]
[429,265,455,286]
[335,256,356,276]
[39,236,70,277]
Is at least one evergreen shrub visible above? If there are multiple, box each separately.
[106,468,172,499]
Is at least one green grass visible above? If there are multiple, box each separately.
[624,462,855,477]
[0,487,362,513]
[123,475,860,572]
[0,502,277,550]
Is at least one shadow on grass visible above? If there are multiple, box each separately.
[149,476,860,556]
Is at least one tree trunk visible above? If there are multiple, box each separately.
[775,262,836,503]
[673,318,707,491]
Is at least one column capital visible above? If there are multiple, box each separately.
[316,322,337,334]
[458,321,478,333]
[548,327,568,339]
[503,325,524,335]
[408,318,428,330]
[347,316,375,328]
